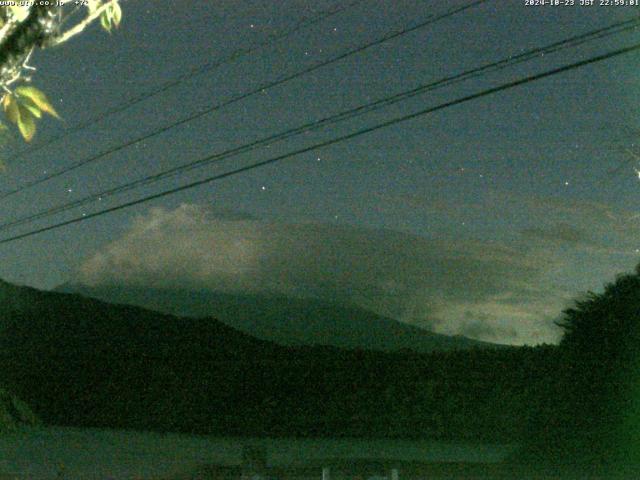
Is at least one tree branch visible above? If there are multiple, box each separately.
[49,1,114,47]
[0,16,18,46]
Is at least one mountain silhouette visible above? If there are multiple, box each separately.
[0,278,534,439]
[57,284,494,353]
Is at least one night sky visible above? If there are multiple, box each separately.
[0,0,638,345]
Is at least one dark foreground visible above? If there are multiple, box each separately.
[1,464,639,480]
[165,460,640,480]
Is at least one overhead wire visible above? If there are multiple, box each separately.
[4,0,368,163]
[0,0,490,200]
[0,16,637,233]
[1,39,638,244]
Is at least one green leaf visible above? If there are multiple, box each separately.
[16,105,36,142]
[18,97,42,119]
[14,86,59,119]
[99,2,123,32]
[3,94,37,142]
[100,10,112,32]
[2,94,19,125]
[111,1,122,28]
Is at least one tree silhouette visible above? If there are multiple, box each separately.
[557,263,640,463]
[524,263,640,466]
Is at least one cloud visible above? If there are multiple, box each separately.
[77,204,571,345]
[520,222,594,246]
[375,187,640,338]
[458,311,520,342]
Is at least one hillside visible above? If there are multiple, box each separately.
[0,387,40,431]
[57,284,493,353]
[0,279,550,439]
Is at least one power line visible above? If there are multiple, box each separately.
[0,17,637,232]
[0,0,489,200]
[4,0,367,164]
[1,39,638,245]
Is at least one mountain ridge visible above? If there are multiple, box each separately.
[0,277,541,439]
[56,283,496,352]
